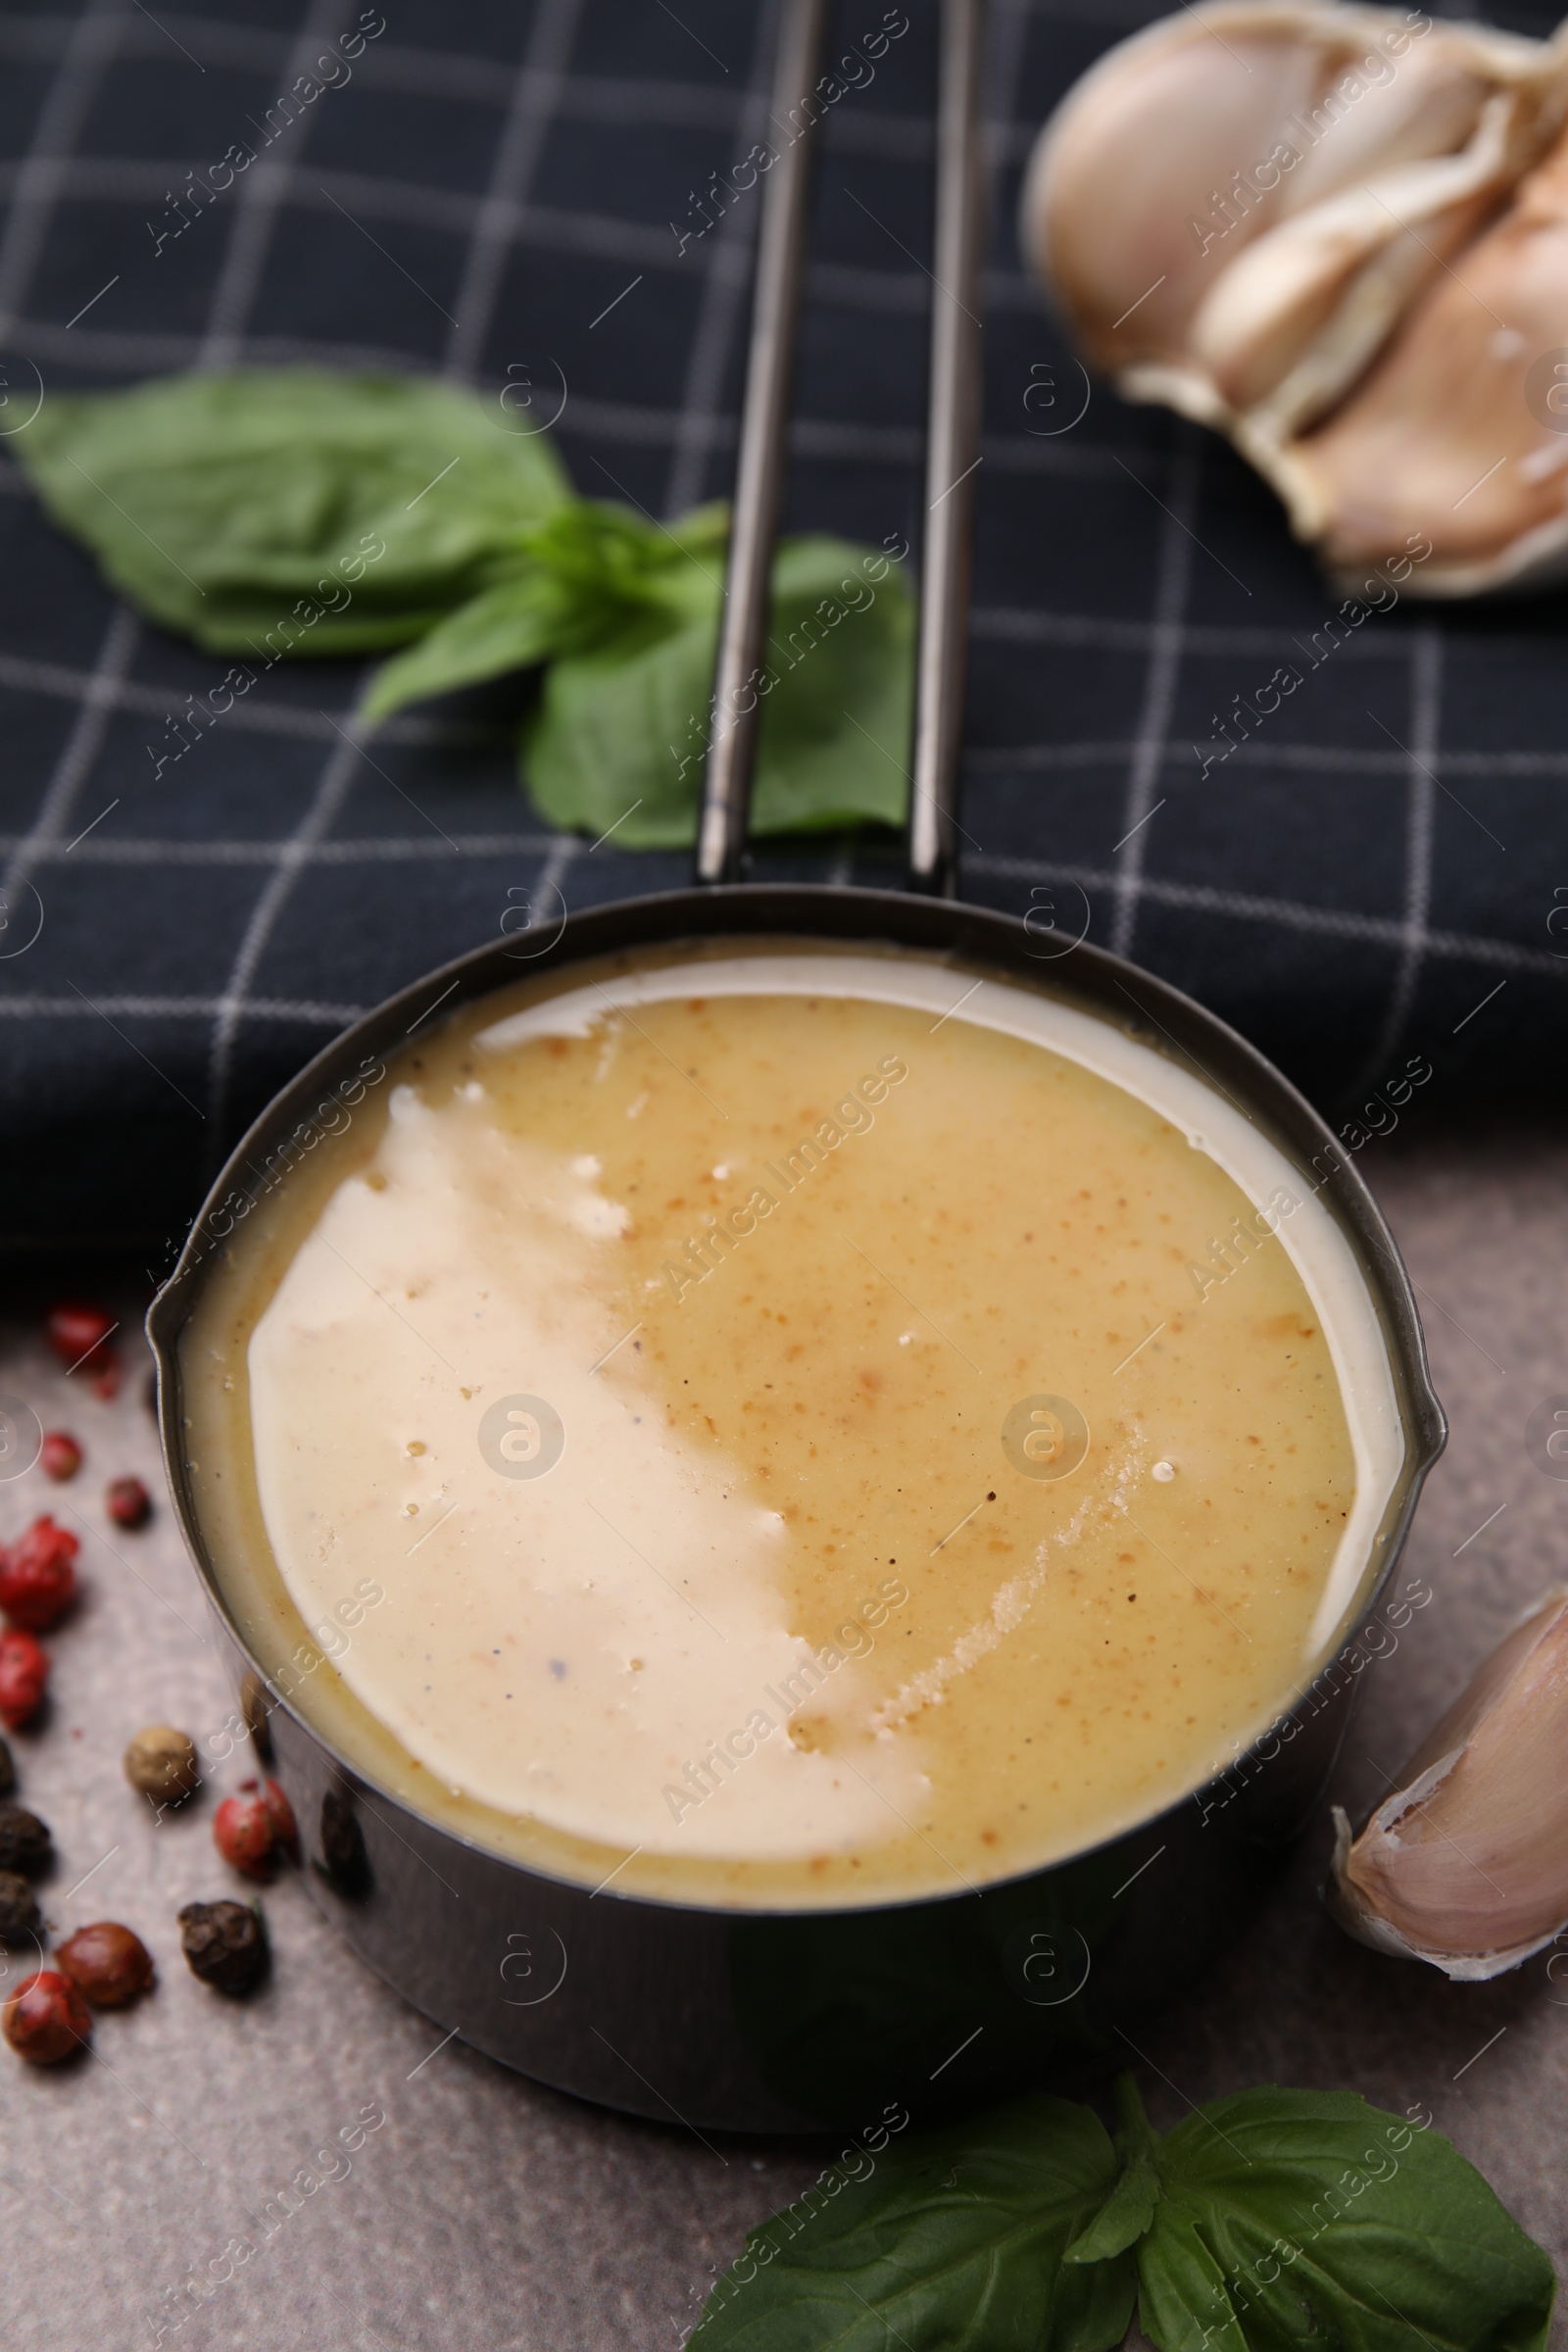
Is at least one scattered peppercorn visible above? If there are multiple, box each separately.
[39,1431,82,1483]
[3,1969,91,2064]
[105,1475,152,1531]
[0,1803,52,1874]
[123,1725,199,1804]
[0,1869,40,1943]
[214,1788,277,1878]
[0,1515,78,1632]
[177,1899,268,1996]
[0,1733,12,1798]
[44,1301,116,1373]
[57,1922,154,2008]
[0,1631,49,1730]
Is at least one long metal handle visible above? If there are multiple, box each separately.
[908,0,987,898]
[694,0,828,886]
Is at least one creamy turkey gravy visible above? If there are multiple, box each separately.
[180,943,1405,1909]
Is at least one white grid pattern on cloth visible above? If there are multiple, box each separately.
[189,0,400,1148]
[0,13,1038,163]
[441,0,594,383]
[0,845,1558,986]
[0,604,140,901]
[0,995,366,1020]
[0,0,147,917]
[1353,623,1443,1091]
[188,0,600,1144]
[530,829,581,923]
[1108,434,1198,960]
[0,834,561,864]
[0,161,1049,318]
[0,641,512,744]
[0,0,124,344]
[195,0,362,372]
[965,740,1568,777]
[0,368,1146,495]
[661,0,781,520]
[966,856,1568,977]
[205,713,370,1137]
[0,598,1479,696]
[0,0,1559,1136]
[0,0,521,1164]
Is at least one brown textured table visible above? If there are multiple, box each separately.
[4,1128,1565,2352]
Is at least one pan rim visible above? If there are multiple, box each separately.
[146,881,1446,1922]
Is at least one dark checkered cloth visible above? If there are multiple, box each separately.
[0,0,1562,1255]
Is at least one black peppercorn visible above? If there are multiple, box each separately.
[0,1803,51,1875]
[0,1869,40,1943]
[177,1898,268,1996]
[0,1735,13,1799]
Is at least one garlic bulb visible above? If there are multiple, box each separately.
[1327,1588,1568,1980]
[1022,2,1568,595]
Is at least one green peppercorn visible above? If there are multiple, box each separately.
[0,1804,51,1875]
[0,1870,40,1943]
[123,1725,199,1804]
[177,1898,268,1996]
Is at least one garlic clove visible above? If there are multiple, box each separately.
[1022,15,1316,384]
[1232,185,1499,458]
[1327,1587,1568,1980]
[1189,89,1511,418]
[1277,35,1491,215]
[1279,119,1568,593]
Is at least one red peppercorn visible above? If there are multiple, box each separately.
[90,1354,122,1402]
[3,1969,90,2064]
[44,1301,117,1374]
[56,1922,154,2008]
[0,1632,48,1731]
[214,1790,276,1879]
[105,1475,152,1531]
[39,1431,81,1483]
[0,1517,78,1633]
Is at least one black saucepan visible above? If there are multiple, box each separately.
[147,0,1444,2131]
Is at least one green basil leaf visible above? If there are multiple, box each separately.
[359,574,566,721]
[520,600,715,846]
[1066,2155,1160,2267]
[361,499,733,721]
[1066,2078,1162,2267]
[750,536,913,834]
[16,368,570,655]
[522,532,911,846]
[520,495,730,628]
[1139,2087,1555,2352]
[691,2093,1135,2352]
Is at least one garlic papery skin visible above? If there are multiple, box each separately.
[1327,1588,1568,1981]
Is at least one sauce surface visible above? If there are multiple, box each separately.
[182,945,1403,1908]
